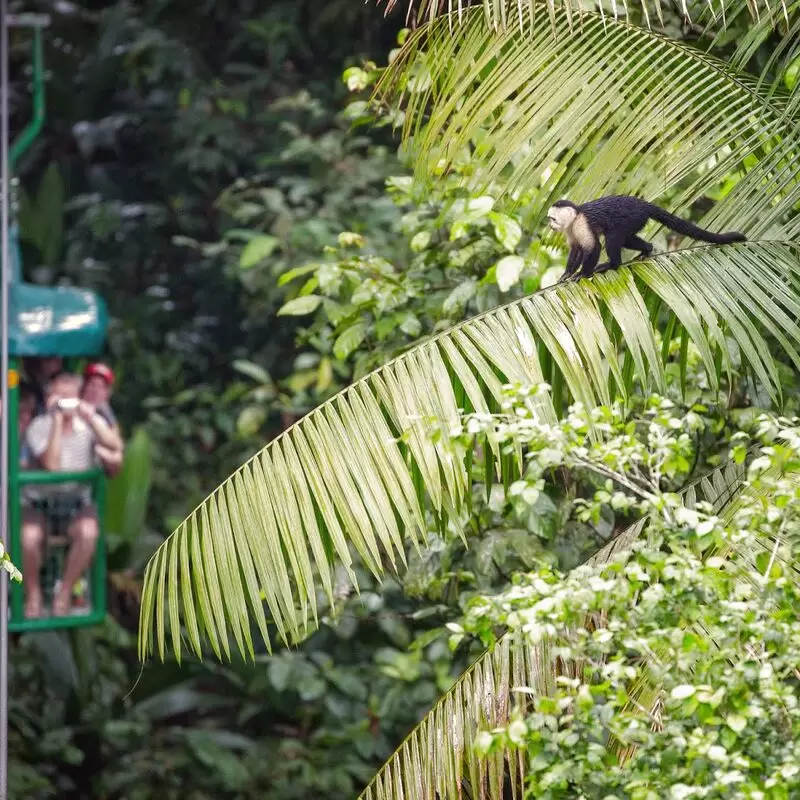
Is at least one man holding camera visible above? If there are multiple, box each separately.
[21,372,121,617]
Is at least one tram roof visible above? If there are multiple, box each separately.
[8,282,108,357]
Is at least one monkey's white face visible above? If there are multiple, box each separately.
[547,205,577,232]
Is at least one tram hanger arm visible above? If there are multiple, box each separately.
[7,19,48,169]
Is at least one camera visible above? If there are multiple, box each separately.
[56,398,79,412]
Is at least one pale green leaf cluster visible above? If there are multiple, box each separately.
[0,539,22,584]
[455,399,800,797]
[275,167,557,392]
[360,390,795,800]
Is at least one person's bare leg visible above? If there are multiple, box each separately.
[22,510,46,617]
[54,509,98,615]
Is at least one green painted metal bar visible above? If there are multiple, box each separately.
[18,467,104,486]
[9,25,46,170]
[8,607,105,633]
[91,473,107,628]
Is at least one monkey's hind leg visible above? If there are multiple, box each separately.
[623,234,653,260]
[592,233,624,276]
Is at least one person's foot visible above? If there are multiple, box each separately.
[52,590,72,617]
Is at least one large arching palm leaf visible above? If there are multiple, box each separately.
[382,0,800,160]
[138,242,800,663]
[719,0,800,68]
[697,0,800,117]
[356,457,782,800]
[376,7,799,236]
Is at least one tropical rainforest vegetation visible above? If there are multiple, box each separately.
[7,0,800,797]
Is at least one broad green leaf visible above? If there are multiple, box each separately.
[316,357,334,392]
[277,295,323,316]
[231,359,272,384]
[277,264,319,286]
[443,279,477,313]
[104,427,152,545]
[36,162,65,267]
[410,231,431,252]
[489,212,522,252]
[334,322,368,361]
[237,406,266,436]
[17,185,37,246]
[495,255,524,292]
[239,235,280,269]
[786,55,800,91]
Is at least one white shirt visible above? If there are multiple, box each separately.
[25,413,97,501]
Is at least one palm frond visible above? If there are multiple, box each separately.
[376,0,476,26]
[379,0,800,149]
[139,243,800,663]
[377,7,799,236]
[375,0,794,32]
[357,459,746,800]
[708,0,800,84]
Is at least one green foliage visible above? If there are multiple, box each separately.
[9,580,463,799]
[458,390,800,798]
[265,28,800,424]
[369,0,800,91]
[104,427,153,571]
[276,167,563,401]
[373,7,799,240]
[17,162,65,268]
[11,0,405,536]
[9,1,800,798]
[137,26,800,668]
[7,3,462,798]
[360,390,795,799]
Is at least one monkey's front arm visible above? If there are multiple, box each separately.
[558,246,584,282]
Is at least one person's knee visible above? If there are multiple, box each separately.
[70,512,99,546]
[21,515,44,551]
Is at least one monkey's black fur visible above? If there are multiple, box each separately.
[554,195,746,282]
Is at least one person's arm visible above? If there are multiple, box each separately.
[78,402,123,450]
[24,418,44,469]
[38,413,64,471]
[95,443,124,479]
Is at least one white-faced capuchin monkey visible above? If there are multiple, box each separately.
[547,195,746,283]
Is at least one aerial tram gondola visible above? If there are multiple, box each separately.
[5,13,109,632]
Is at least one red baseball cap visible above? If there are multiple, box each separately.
[83,362,115,386]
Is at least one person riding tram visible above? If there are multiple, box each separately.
[19,365,122,618]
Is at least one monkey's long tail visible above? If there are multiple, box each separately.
[645,204,746,244]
